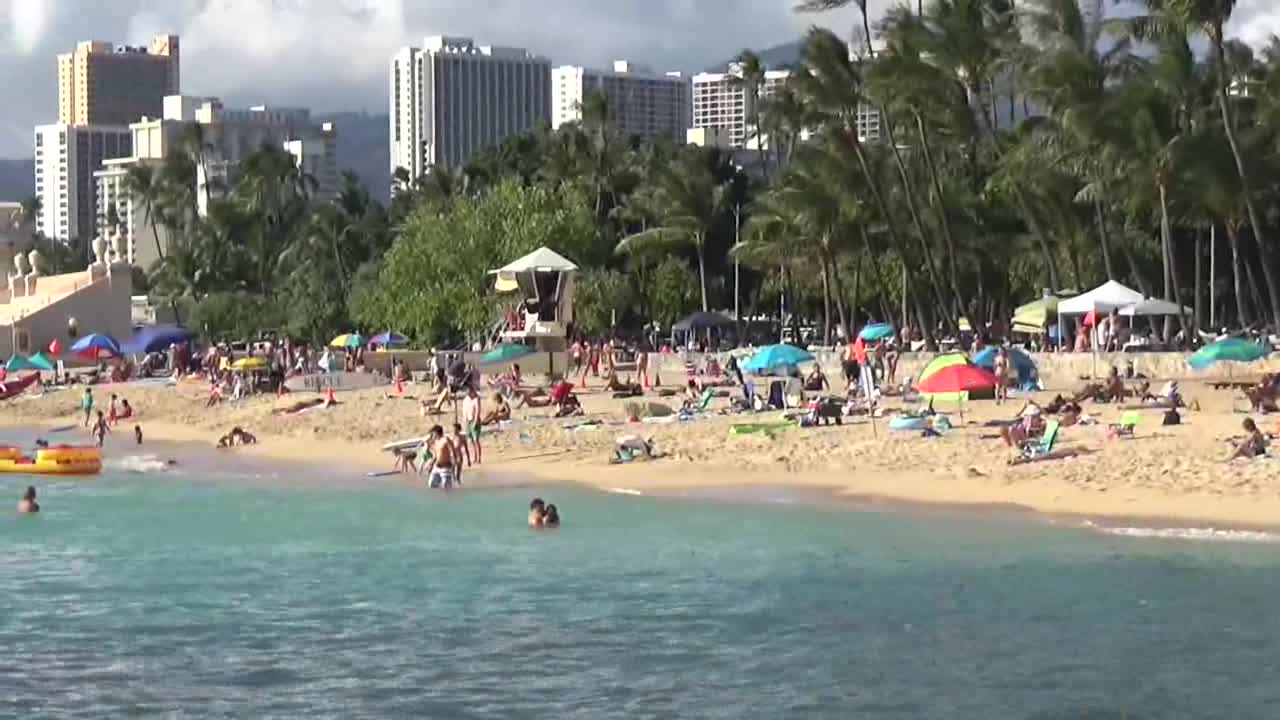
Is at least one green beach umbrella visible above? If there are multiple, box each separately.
[481,343,533,365]
[1187,338,1270,370]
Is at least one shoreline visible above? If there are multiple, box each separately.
[5,378,1280,536]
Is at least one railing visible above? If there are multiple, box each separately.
[1,271,107,326]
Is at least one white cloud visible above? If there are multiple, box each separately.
[7,0,51,54]
[1229,0,1280,48]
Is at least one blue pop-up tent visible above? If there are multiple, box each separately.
[971,346,1040,391]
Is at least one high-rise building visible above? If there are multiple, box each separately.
[552,62,689,144]
[390,35,552,177]
[57,35,180,126]
[34,124,132,244]
[692,60,881,149]
[94,96,338,267]
[690,66,791,150]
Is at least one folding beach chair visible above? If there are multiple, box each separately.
[1019,419,1060,461]
[1108,411,1140,439]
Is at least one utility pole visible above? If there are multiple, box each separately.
[733,203,741,320]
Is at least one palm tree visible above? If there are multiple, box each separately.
[1131,0,1277,327]
[123,163,169,264]
[616,147,730,311]
[733,50,770,175]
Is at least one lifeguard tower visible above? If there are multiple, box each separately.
[490,247,577,353]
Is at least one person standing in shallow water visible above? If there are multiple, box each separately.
[18,486,38,513]
[81,388,94,427]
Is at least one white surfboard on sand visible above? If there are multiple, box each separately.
[381,437,428,452]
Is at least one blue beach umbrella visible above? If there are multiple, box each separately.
[370,331,408,347]
[121,325,195,354]
[859,323,895,342]
[1187,338,1270,370]
[70,333,122,358]
[741,344,815,374]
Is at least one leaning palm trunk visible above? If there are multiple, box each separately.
[1225,222,1249,327]
[819,256,833,346]
[1157,183,1190,343]
[843,129,935,346]
[1093,198,1115,281]
[914,114,967,320]
[828,249,851,342]
[882,119,961,334]
[695,239,709,312]
[1211,24,1280,329]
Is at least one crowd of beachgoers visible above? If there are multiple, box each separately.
[4,327,1280,526]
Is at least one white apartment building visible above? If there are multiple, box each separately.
[94,95,338,267]
[33,124,132,244]
[390,35,552,177]
[690,67,791,150]
[692,63,881,149]
[552,61,689,144]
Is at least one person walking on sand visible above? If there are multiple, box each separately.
[421,425,456,489]
[637,348,650,388]
[108,393,119,426]
[80,388,94,427]
[461,386,482,465]
[994,347,1009,404]
[92,410,110,447]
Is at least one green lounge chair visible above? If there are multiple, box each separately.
[1109,411,1140,438]
[1020,419,1060,461]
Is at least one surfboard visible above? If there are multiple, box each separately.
[366,470,401,478]
[381,437,428,452]
[284,372,389,394]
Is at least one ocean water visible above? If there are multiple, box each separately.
[4,467,1280,719]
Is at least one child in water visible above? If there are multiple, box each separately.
[92,410,110,447]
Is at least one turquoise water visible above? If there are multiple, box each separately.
[5,469,1280,718]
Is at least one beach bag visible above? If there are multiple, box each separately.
[1162,409,1181,426]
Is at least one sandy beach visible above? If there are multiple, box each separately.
[3,371,1278,528]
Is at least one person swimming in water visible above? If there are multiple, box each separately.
[528,497,546,528]
[18,486,38,513]
[543,503,560,528]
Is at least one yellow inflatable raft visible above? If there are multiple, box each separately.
[0,445,102,475]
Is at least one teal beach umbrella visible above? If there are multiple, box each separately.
[481,343,533,365]
[5,355,38,371]
[1187,338,1270,370]
[741,344,814,373]
[26,352,55,371]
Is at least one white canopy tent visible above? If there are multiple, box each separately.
[1057,281,1145,315]
[1118,298,1190,317]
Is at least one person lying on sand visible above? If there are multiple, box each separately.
[1229,418,1268,461]
[273,398,325,415]
[1245,375,1280,413]
[217,427,258,448]
[481,393,512,426]
[610,435,658,464]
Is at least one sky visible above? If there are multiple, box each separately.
[1,0,1278,158]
